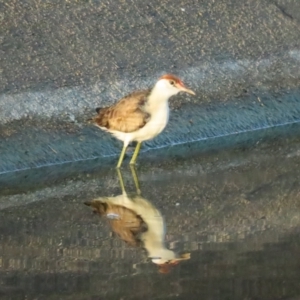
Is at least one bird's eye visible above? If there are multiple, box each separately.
[170,80,175,86]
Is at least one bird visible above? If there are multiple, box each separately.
[84,167,190,273]
[92,74,195,168]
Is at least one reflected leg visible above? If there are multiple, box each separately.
[130,165,141,195]
[116,168,126,195]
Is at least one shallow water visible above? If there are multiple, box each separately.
[1,135,300,300]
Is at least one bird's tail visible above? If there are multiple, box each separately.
[87,107,103,123]
[86,107,102,124]
[86,117,95,124]
[84,200,108,215]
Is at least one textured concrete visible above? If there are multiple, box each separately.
[1,0,300,171]
[1,0,300,120]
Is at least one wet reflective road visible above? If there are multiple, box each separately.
[1,136,300,299]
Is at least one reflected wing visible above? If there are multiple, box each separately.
[107,205,145,247]
[84,200,146,247]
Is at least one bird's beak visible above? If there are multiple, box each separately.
[178,84,196,96]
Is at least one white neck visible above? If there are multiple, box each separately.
[147,80,179,108]
[134,202,176,263]
[142,229,176,263]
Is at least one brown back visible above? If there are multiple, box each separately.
[94,89,151,133]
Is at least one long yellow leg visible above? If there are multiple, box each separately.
[129,142,142,165]
[130,165,141,195]
[116,144,127,168]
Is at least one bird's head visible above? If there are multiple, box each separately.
[151,251,191,274]
[155,74,195,98]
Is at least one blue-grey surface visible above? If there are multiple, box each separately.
[1,0,300,171]
[1,88,300,174]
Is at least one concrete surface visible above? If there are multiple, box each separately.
[1,0,300,172]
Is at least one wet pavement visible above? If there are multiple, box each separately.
[1,134,300,300]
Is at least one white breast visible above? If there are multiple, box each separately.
[133,102,169,142]
[107,104,169,145]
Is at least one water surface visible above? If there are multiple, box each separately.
[1,136,300,299]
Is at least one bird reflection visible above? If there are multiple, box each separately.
[84,166,190,273]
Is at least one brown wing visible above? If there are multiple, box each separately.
[94,89,151,133]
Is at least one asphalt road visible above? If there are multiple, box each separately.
[1,0,300,120]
